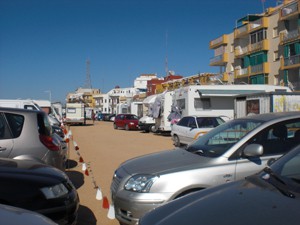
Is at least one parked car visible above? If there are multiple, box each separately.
[140,142,300,225]
[0,107,67,170]
[0,158,79,225]
[110,111,300,225]
[0,203,57,225]
[113,114,139,130]
[171,115,226,146]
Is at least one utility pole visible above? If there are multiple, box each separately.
[84,59,92,89]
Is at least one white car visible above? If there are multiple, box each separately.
[171,115,225,146]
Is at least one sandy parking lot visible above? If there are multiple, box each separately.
[65,120,174,225]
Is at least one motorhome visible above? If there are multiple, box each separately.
[172,85,291,120]
[65,103,85,125]
[152,91,173,133]
[234,91,300,118]
[138,95,157,132]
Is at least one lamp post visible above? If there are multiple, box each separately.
[45,90,52,102]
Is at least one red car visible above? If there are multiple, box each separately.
[113,114,139,130]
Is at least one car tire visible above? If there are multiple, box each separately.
[173,135,181,147]
[113,123,118,129]
[150,125,157,133]
[125,124,129,131]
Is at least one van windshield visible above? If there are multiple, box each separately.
[186,119,263,157]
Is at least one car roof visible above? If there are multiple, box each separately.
[0,107,43,114]
[238,111,300,122]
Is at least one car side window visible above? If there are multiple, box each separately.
[4,113,24,138]
[245,119,300,156]
[198,118,214,128]
[188,117,197,128]
[177,117,189,127]
[0,113,13,139]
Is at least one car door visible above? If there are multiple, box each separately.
[0,113,14,158]
[233,118,300,181]
[174,117,190,143]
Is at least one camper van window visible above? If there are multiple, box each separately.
[176,99,185,110]
[194,98,211,110]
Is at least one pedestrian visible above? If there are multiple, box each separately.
[92,110,95,124]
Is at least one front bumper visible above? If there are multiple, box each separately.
[112,191,169,225]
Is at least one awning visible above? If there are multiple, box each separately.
[143,95,158,104]
[197,89,265,97]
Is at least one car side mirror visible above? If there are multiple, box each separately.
[243,144,263,157]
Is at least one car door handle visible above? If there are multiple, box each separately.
[0,147,7,151]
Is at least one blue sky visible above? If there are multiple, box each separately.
[0,0,278,103]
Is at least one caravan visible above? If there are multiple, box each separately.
[172,85,291,120]
[152,91,173,133]
[138,95,157,132]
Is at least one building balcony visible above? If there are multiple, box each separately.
[248,17,268,33]
[280,1,299,20]
[280,28,300,45]
[234,17,268,39]
[281,54,300,69]
[249,40,269,53]
[234,25,248,39]
[234,63,269,78]
[235,67,249,78]
[209,53,228,66]
[209,34,228,49]
[249,62,270,75]
[235,46,249,58]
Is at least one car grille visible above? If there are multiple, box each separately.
[111,169,123,195]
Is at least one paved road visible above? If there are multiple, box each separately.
[65,120,174,225]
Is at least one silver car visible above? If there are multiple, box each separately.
[0,107,67,170]
[111,112,300,225]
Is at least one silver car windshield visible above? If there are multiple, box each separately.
[186,119,263,157]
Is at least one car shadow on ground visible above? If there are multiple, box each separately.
[76,205,97,225]
[66,159,78,169]
[65,170,84,189]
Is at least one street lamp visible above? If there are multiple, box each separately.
[45,90,52,102]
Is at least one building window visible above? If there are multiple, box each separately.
[274,51,279,61]
[273,27,278,38]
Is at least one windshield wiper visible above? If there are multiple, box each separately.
[263,167,295,199]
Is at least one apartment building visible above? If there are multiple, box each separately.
[209,0,299,91]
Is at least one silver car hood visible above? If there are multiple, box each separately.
[121,148,215,175]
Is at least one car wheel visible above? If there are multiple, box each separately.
[173,135,181,147]
[150,125,157,133]
[125,124,129,131]
[113,123,118,129]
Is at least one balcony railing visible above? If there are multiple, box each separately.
[235,46,248,57]
[281,2,298,18]
[250,62,269,75]
[249,40,269,53]
[209,34,228,49]
[284,54,300,67]
[249,18,268,32]
[209,53,228,66]
[280,28,300,44]
[235,67,249,77]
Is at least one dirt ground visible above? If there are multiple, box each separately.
[65,120,174,225]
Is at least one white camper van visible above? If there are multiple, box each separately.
[152,91,173,133]
[65,103,85,125]
[138,95,157,132]
[172,85,291,120]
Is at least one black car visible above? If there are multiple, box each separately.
[140,142,300,225]
[0,158,79,225]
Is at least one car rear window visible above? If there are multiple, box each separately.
[37,113,52,136]
[5,113,25,138]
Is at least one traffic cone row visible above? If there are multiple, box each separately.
[65,126,115,220]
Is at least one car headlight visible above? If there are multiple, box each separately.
[125,174,158,192]
[40,183,69,199]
